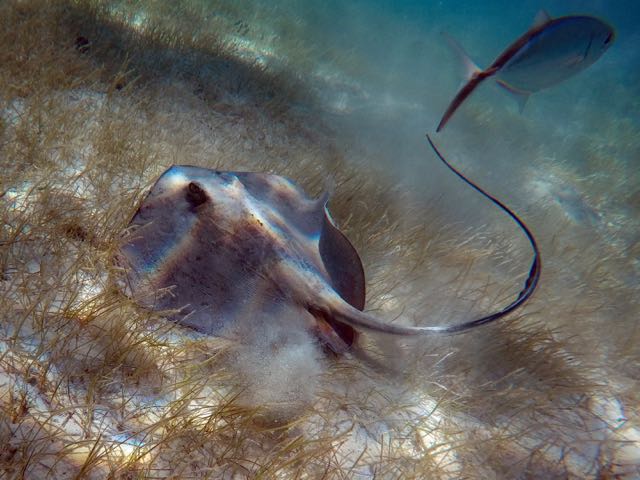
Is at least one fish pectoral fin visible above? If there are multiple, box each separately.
[495,79,530,113]
[441,31,481,84]
[532,9,552,29]
[564,55,584,67]
[515,92,530,113]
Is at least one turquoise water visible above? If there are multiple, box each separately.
[160,0,639,458]
[2,1,638,477]
[184,0,638,282]
[102,0,639,372]
[173,1,637,186]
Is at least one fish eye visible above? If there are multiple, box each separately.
[186,181,209,207]
[604,32,613,45]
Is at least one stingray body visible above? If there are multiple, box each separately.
[117,139,540,352]
[118,166,367,351]
[437,11,615,131]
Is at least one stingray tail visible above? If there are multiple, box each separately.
[321,137,541,338]
[424,135,541,331]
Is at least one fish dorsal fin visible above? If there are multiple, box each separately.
[319,205,366,311]
[532,10,552,29]
[441,31,481,83]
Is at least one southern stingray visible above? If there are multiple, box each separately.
[437,11,614,131]
[116,137,540,353]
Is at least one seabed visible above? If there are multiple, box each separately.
[0,1,638,478]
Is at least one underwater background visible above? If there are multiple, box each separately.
[0,0,638,478]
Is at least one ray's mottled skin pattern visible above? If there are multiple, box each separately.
[118,145,541,351]
[118,166,365,351]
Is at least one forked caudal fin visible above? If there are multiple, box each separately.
[326,136,541,336]
[436,68,497,132]
[437,32,501,132]
[441,31,482,84]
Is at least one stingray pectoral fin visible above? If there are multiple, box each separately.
[319,213,366,310]
[320,135,543,339]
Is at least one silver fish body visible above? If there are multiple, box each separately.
[437,13,614,131]
[496,16,614,92]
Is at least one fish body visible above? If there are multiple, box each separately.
[437,12,615,131]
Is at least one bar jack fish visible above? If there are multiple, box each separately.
[437,10,615,132]
[116,138,540,353]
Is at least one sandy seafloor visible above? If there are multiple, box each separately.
[0,0,639,478]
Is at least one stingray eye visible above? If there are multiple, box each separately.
[186,181,208,207]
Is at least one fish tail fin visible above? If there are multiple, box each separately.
[436,70,492,132]
[441,31,482,84]
[437,32,497,132]
[495,79,531,113]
